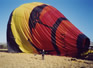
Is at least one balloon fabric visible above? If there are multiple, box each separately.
[7,2,90,58]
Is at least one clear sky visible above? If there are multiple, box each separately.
[0,0,93,43]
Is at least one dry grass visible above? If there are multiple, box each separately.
[0,51,93,68]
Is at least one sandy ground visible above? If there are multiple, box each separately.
[0,49,93,68]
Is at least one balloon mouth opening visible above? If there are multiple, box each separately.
[77,34,90,58]
[82,37,90,52]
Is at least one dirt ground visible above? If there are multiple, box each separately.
[0,49,93,68]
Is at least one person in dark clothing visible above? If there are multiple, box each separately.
[42,49,45,60]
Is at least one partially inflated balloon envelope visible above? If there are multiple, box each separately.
[7,2,90,58]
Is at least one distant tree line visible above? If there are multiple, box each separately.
[0,44,7,49]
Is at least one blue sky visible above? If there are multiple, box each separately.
[0,0,93,43]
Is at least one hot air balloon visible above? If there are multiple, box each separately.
[7,2,90,58]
